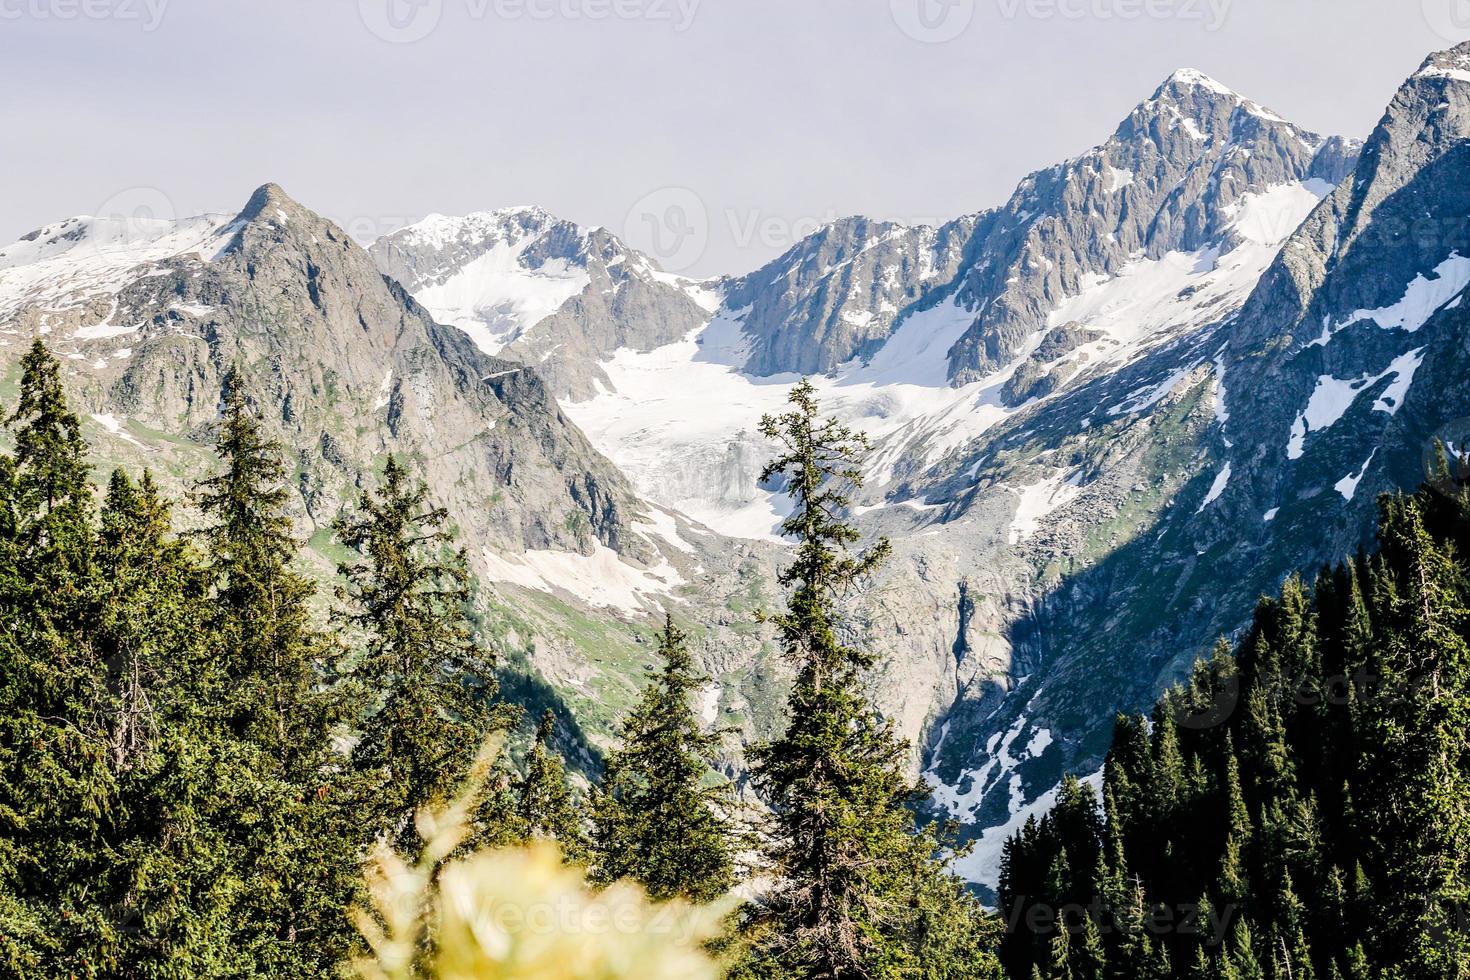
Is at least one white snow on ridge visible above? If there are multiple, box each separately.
[1313,253,1470,347]
[1169,68,1238,97]
[391,208,722,356]
[413,244,590,355]
[1225,180,1333,247]
[1418,63,1470,85]
[0,212,233,320]
[1286,348,1426,460]
[479,543,683,614]
[1047,181,1324,379]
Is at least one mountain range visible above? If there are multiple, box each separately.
[6,43,1470,894]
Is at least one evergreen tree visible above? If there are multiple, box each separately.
[512,710,589,861]
[1358,493,1470,978]
[593,613,737,902]
[196,378,358,975]
[1225,920,1264,980]
[334,454,500,851]
[197,375,329,761]
[740,379,997,979]
[0,343,114,975]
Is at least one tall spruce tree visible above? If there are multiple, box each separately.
[197,375,330,761]
[196,377,358,975]
[0,342,114,975]
[592,613,737,902]
[334,454,499,850]
[515,710,590,862]
[1358,492,1470,978]
[740,379,998,979]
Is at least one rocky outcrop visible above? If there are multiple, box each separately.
[944,70,1359,384]
[0,183,664,571]
[370,208,714,399]
[723,215,981,377]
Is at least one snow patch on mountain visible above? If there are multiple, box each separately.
[1335,451,1378,502]
[563,294,1026,540]
[1010,473,1083,543]
[1196,462,1232,513]
[953,768,1105,891]
[1313,253,1470,347]
[1043,180,1327,374]
[414,244,590,354]
[0,212,233,319]
[480,543,683,614]
[1286,348,1428,460]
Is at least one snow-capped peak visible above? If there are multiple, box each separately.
[391,205,583,253]
[1414,43,1470,84]
[1163,68,1239,97]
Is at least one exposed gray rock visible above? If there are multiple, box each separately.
[723,216,979,377]
[370,209,713,399]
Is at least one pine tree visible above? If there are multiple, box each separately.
[8,340,92,548]
[1226,920,1265,980]
[195,378,358,975]
[740,379,996,979]
[592,613,736,902]
[197,375,329,762]
[334,454,500,851]
[1358,493,1470,978]
[0,343,114,975]
[516,710,589,862]
[1068,906,1106,980]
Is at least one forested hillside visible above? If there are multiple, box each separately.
[0,347,996,978]
[999,455,1470,979]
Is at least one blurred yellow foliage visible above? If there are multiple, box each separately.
[349,740,730,980]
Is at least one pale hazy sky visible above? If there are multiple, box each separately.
[0,0,1464,276]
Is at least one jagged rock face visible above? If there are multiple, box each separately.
[909,45,1470,890]
[0,184,654,570]
[708,71,1361,402]
[723,216,979,377]
[370,209,715,398]
[12,49,1470,894]
[944,70,1360,385]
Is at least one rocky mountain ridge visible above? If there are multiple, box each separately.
[11,49,1470,893]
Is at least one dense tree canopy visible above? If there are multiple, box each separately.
[999,463,1470,980]
[7,348,1469,980]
